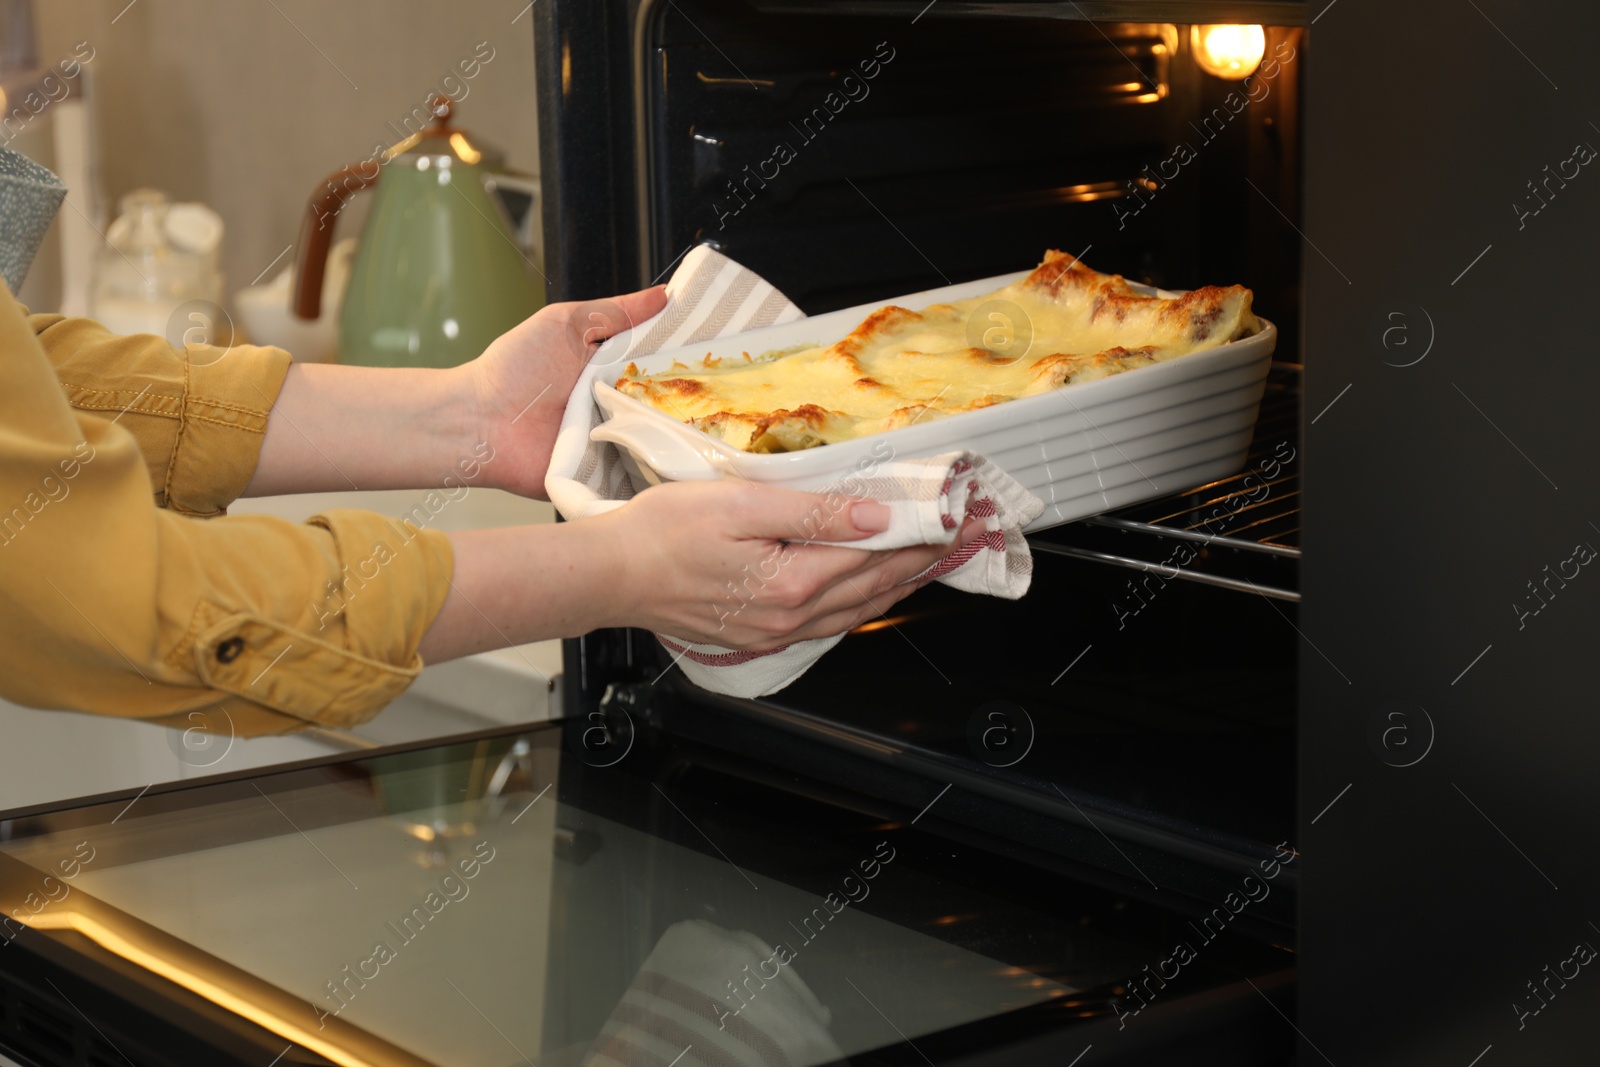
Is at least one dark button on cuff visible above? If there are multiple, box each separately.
[215,637,245,663]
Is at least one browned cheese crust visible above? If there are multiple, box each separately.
[616,249,1259,453]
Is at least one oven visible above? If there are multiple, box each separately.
[537,2,1600,1062]
[535,0,1305,1060]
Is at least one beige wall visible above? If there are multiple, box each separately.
[24,0,539,312]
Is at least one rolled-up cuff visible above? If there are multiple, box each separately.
[188,511,455,728]
[167,343,293,515]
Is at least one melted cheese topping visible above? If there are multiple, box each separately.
[616,250,1259,453]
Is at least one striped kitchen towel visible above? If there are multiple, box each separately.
[545,245,1044,698]
[579,920,843,1067]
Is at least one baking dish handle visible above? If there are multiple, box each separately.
[590,416,721,482]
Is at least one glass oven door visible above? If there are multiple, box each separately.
[1,720,1292,1067]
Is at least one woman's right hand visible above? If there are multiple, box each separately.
[593,480,982,649]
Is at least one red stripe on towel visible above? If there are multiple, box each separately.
[658,636,790,666]
[916,529,1006,584]
[917,535,988,582]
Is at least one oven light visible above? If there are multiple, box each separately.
[1192,24,1266,80]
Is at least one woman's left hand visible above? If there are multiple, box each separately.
[246,285,666,501]
[466,286,667,499]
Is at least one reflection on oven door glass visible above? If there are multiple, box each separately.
[0,730,1074,1067]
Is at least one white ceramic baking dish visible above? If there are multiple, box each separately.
[591,269,1277,535]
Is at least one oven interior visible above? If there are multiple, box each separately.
[545,0,1305,904]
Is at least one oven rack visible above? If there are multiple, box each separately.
[1029,362,1301,601]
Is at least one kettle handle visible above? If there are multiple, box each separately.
[292,162,379,320]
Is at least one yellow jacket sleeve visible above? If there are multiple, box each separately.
[0,289,455,737]
[26,307,285,516]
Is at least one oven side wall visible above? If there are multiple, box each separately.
[1300,0,1600,1060]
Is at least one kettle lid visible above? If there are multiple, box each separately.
[384,94,502,168]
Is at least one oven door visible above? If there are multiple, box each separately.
[0,720,1294,1067]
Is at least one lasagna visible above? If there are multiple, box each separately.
[615,250,1260,453]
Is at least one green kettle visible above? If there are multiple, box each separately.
[291,95,543,368]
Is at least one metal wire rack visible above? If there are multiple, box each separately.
[1029,362,1302,601]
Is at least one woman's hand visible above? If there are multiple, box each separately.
[591,480,980,649]
[466,286,667,499]
[417,480,982,662]
[245,286,666,500]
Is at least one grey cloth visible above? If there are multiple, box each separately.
[0,145,65,293]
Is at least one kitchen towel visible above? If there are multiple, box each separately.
[546,245,1044,698]
[580,919,844,1067]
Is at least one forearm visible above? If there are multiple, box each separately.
[416,521,629,662]
[243,363,483,496]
